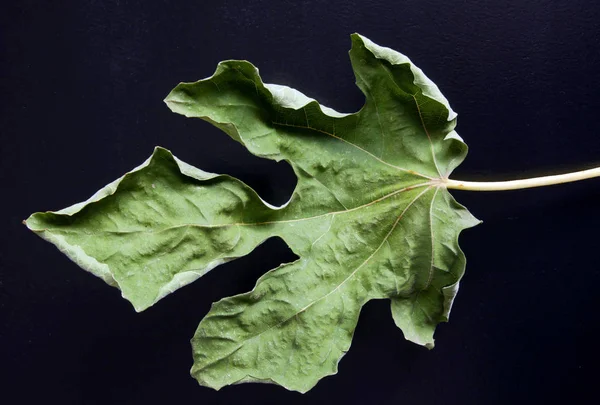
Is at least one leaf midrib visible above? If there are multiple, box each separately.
[271,120,434,180]
[194,186,436,371]
[38,182,434,235]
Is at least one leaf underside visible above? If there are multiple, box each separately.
[26,33,479,392]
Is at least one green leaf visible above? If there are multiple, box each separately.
[26,33,479,392]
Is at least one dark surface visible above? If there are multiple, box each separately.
[2,1,600,404]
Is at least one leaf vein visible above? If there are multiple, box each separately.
[228,186,433,349]
[271,121,432,179]
[46,183,432,235]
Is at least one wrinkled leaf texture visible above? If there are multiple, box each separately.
[26,34,479,392]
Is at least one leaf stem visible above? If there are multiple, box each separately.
[445,167,600,191]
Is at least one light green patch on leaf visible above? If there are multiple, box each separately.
[26,33,479,392]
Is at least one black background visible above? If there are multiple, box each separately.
[2,1,600,404]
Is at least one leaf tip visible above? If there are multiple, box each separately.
[132,304,147,313]
[163,84,187,112]
[147,146,177,165]
[152,145,170,154]
[349,32,367,48]
[23,213,43,231]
